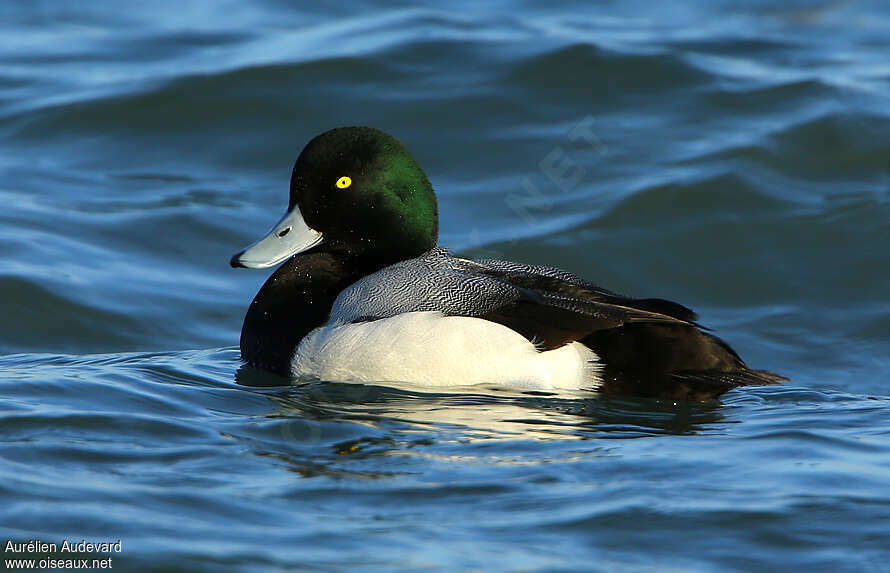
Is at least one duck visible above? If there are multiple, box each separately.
[230,126,786,400]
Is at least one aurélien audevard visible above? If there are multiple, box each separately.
[5,539,123,553]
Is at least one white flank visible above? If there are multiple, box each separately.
[290,311,602,391]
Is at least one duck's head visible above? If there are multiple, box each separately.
[231,126,438,269]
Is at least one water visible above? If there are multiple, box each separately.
[2,1,890,571]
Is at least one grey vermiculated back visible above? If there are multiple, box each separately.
[476,258,620,297]
[328,248,524,324]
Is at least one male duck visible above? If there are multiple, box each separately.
[231,126,785,400]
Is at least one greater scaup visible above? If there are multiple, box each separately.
[231,126,786,400]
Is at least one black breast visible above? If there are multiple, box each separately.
[239,251,365,375]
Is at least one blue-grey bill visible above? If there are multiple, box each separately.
[231,206,323,269]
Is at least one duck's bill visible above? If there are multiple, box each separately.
[230,206,323,269]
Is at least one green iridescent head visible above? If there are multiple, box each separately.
[291,126,438,258]
[232,126,438,269]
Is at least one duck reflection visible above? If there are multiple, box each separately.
[235,364,725,442]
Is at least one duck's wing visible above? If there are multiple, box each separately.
[474,258,701,324]
[472,286,692,351]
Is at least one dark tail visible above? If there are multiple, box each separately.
[585,323,788,401]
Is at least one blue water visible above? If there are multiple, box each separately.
[2,1,890,571]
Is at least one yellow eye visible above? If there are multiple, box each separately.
[336,176,352,189]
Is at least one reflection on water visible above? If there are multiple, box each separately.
[264,379,725,442]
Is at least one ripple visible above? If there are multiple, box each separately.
[596,171,792,229]
[0,275,142,353]
[700,77,839,113]
[697,111,890,182]
[504,42,713,107]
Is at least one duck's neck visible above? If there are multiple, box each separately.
[239,249,399,375]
